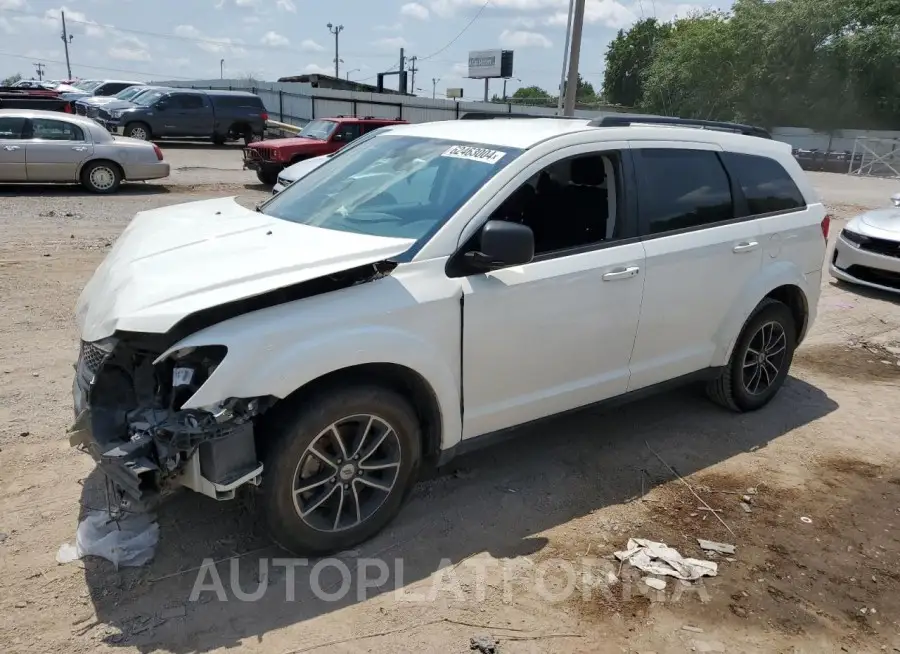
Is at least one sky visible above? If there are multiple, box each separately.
[0,0,726,101]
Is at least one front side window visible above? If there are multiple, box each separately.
[637,148,734,235]
[261,135,522,241]
[31,119,84,141]
[134,90,165,106]
[170,94,205,109]
[334,123,362,142]
[299,119,338,140]
[115,86,143,100]
[721,152,806,215]
[0,117,26,140]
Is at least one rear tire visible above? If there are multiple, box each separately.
[261,385,422,555]
[256,169,278,185]
[706,299,797,412]
[212,133,227,146]
[81,160,122,194]
[124,122,151,141]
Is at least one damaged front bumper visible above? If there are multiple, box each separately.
[69,338,268,505]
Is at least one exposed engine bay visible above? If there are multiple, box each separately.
[70,337,274,509]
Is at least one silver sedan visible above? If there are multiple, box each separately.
[830,193,900,295]
[0,109,169,193]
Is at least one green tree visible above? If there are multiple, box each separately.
[602,18,672,107]
[576,74,596,102]
[512,85,551,100]
[2,72,22,87]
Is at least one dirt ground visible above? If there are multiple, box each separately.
[1,150,899,654]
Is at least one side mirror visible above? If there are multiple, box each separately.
[466,220,534,270]
[332,132,344,141]
[155,101,168,111]
[891,193,899,208]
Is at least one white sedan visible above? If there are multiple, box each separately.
[0,109,169,193]
[830,193,900,295]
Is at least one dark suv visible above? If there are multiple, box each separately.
[100,89,268,144]
[243,115,407,184]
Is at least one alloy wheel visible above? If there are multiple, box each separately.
[291,414,402,532]
[741,320,787,395]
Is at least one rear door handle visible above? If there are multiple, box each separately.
[3,145,20,151]
[733,241,759,253]
[602,266,640,281]
[72,146,88,152]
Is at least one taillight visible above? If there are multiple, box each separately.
[152,144,163,161]
[821,215,831,240]
[63,103,72,113]
[261,112,269,122]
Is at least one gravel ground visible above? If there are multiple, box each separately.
[0,148,899,654]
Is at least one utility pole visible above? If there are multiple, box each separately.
[483,78,489,103]
[33,63,46,81]
[327,23,344,78]
[562,0,585,116]
[408,56,417,93]
[220,59,224,79]
[60,10,73,80]
[432,77,439,99]
[556,0,575,114]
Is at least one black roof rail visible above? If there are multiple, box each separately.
[587,114,771,139]
[459,111,582,120]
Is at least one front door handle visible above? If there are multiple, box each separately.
[733,241,759,253]
[602,266,640,281]
[72,146,88,152]
[3,145,21,151]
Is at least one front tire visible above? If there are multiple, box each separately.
[124,122,151,141]
[81,160,122,194]
[706,299,797,412]
[262,385,422,555]
[256,169,278,185]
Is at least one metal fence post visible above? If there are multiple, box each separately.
[352,99,357,116]
[398,103,402,120]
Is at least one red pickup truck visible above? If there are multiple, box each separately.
[243,115,407,184]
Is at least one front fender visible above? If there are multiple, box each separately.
[711,261,813,367]
[164,325,462,452]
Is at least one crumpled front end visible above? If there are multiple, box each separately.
[70,336,274,508]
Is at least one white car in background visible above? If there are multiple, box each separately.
[271,125,398,194]
[830,192,900,294]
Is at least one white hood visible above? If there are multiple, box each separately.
[280,154,330,182]
[76,197,414,341]
[848,207,900,238]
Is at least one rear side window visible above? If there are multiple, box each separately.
[637,149,734,235]
[172,94,206,109]
[0,116,26,139]
[721,152,806,215]
[31,118,84,141]
[212,95,264,109]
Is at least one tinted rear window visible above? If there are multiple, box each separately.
[210,94,265,109]
[637,149,734,234]
[721,152,806,215]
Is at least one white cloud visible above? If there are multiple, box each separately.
[108,47,151,62]
[243,15,261,24]
[174,24,247,56]
[235,0,260,6]
[653,2,704,20]
[276,0,296,11]
[261,30,289,47]
[300,39,325,52]
[374,22,402,31]
[400,2,430,20]
[0,0,26,8]
[373,36,409,49]
[303,63,332,74]
[444,61,469,79]
[512,16,537,28]
[0,16,12,34]
[499,29,552,48]
[546,0,636,28]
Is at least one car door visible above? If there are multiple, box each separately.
[457,142,646,439]
[0,115,28,182]
[332,123,362,148]
[24,117,94,182]
[626,143,763,392]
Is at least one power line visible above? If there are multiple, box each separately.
[418,0,491,62]
[0,50,195,79]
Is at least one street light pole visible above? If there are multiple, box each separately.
[346,68,360,80]
[562,0,585,116]
[327,23,344,78]
[502,77,521,101]
[432,77,440,99]
[556,0,575,114]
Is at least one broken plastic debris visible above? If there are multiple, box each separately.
[800,516,813,524]
[740,502,753,513]
[644,577,667,590]
[56,511,159,569]
[697,539,736,555]
[614,538,718,581]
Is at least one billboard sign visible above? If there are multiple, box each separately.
[468,50,502,78]
[446,87,463,98]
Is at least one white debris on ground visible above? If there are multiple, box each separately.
[56,511,160,569]
[614,538,718,581]
[697,539,736,555]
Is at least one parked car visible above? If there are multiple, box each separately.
[11,79,58,90]
[0,109,169,192]
[243,116,407,185]
[271,125,399,194]
[59,80,145,103]
[99,89,267,145]
[74,85,149,116]
[829,193,900,295]
[70,115,827,554]
[0,91,74,113]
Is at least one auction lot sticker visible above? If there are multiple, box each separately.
[441,145,507,164]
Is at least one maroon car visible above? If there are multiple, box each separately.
[242,115,407,184]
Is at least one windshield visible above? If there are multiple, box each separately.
[261,134,522,241]
[299,119,338,140]
[115,86,143,100]
[75,80,102,92]
[133,90,165,106]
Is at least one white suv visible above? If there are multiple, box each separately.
[70,115,828,554]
